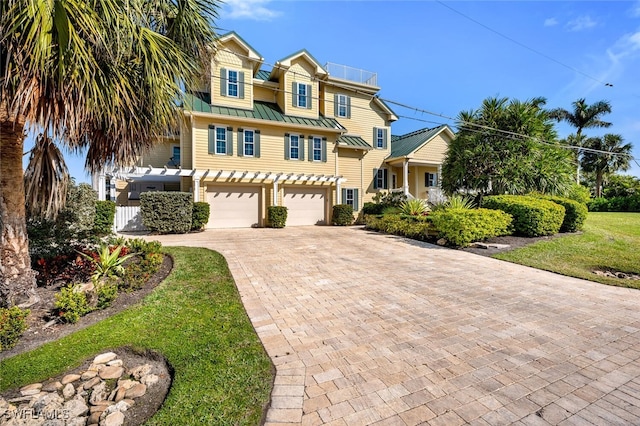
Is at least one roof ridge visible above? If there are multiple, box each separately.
[395,125,443,141]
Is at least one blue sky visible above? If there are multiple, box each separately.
[32,0,640,182]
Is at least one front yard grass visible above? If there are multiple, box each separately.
[0,247,274,425]
[494,212,640,289]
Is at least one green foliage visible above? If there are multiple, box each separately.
[125,238,163,255]
[365,214,435,240]
[564,183,592,204]
[267,206,288,228]
[191,202,210,231]
[67,183,98,235]
[432,194,475,211]
[79,245,137,281]
[54,285,91,324]
[588,195,640,212]
[381,205,401,215]
[94,200,116,236]
[531,194,588,232]
[332,204,354,226]
[400,199,428,216]
[581,134,633,197]
[483,195,565,237]
[442,96,573,196]
[140,192,193,234]
[0,307,29,352]
[372,191,408,207]
[96,280,119,310]
[603,174,640,198]
[362,202,384,215]
[430,208,512,247]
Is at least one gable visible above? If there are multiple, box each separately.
[413,133,450,163]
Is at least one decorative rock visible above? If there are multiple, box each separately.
[19,383,42,396]
[61,374,81,385]
[41,381,63,392]
[62,383,75,399]
[93,352,117,365]
[436,238,447,246]
[90,400,113,409]
[122,399,135,406]
[116,379,136,390]
[103,410,125,426]
[114,387,127,402]
[81,370,98,380]
[105,400,131,415]
[128,364,152,380]
[124,383,146,399]
[140,374,159,387]
[88,410,103,424]
[107,359,123,367]
[64,397,89,417]
[89,382,108,405]
[83,377,102,390]
[99,366,124,380]
[67,417,88,426]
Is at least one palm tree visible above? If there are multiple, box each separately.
[581,134,633,197]
[0,0,219,307]
[549,98,612,183]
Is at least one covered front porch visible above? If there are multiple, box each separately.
[386,158,445,204]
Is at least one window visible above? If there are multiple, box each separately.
[342,188,359,211]
[290,135,300,160]
[219,68,244,99]
[425,172,438,187]
[376,128,385,149]
[374,168,388,190]
[244,130,254,156]
[293,82,312,109]
[312,137,322,161]
[208,125,233,155]
[336,94,350,118]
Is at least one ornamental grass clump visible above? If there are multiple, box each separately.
[400,199,428,216]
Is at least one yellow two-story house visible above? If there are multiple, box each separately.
[94,32,453,229]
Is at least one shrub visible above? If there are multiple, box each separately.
[362,202,384,215]
[365,214,435,240]
[532,194,588,232]
[65,183,98,236]
[191,202,210,231]
[94,200,116,236]
[54,285,92,323]
[588,195,640,212]
[0,307,29,352]
[430,208,512,247]
[400,199,428,216]
[372,191,407,207]
[79,245,137,281]
[141,192,193,234]
[96,281,119,310]
[564,183,591,205]
[483,195,565,237]
[332,204,354,226]
[33,251,96,287]
[125,238,163,255]
[267,206,288,228]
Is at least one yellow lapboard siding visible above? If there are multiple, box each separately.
[254,85,277,103]
[337,148,365,208]
[411,166,440,200]
[282,60,319,119]
[412,134,449,163]
[181,122,193,169]
[211,40,253,110]
[141,139,177,168]
[190,117,338,176]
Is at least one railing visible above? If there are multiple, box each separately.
[324,62,377,87]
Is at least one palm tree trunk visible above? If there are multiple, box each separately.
[0,104,39,308]
[595,171,604,198]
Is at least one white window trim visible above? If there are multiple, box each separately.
[296,83,307,108]
[215,126,227,155]
[376,168,388,189]
[345,188,355,206]
[337,94,348,118]
[290,134,300,160]
[311,136,322,162]
[227,69,239,98]
[376,128,385,149]
[243,129,255,157]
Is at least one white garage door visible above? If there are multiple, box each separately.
[283,187,326,226]
[206,186,260,228]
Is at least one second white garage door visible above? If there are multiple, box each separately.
[206,186,260,228]
[283,187,326,226]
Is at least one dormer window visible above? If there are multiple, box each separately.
[220,68,245,99]
[292,82,312,109]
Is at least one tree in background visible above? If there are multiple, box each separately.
[442,97,573,199]
[581,134,633,197]
[602,174,640,198]
[549,98,612,183]
[0,0,219,307]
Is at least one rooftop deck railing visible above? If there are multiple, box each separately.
[325,62,377,87]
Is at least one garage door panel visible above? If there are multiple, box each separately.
[207,186,260,228]
[284,188,326,226]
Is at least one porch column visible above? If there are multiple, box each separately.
[438,164,442,187]
[193,178,200,202]
[273,179,279,206]
[403,159,409,196]
[336,180,342,204]
[93,172,106,201]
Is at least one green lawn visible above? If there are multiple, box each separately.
[0,247,274,425]
[495,212,640,289]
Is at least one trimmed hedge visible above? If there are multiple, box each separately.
[588,195,640,212]
[140,192,193,234]
[191,202,211,231]
[267,206,288,228]
[532,195,588,232]
[430,208,513,247]
[365,214,435,241]
[483,195,565,237]
[94,200,116,236]
[362,202,384,215]
[332,204,354,226]
[0,307,29,352]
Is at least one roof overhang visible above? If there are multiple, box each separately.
[270,49,328,80]
[373,97,398,122]
[217,32,264,74]
[385,157,440,167]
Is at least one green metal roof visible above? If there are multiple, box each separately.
[255,69,272,81]
[337,135,372,149]
[184,93,345,130]
[389,125,451,158]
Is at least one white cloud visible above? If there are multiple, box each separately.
[630,1,640,18]
[566,15,597,32]
[222,0,281,21]
[544,18,558,27]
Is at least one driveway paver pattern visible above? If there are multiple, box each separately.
[149,226,640,425]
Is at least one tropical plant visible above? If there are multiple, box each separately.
[0,0,220,307]
[442,97,573,198]
[603,174,640,198]
[79,245,137,282]
[445,194,475,210]
[581,134,633,197]
[400,199,428,216]
[549,98,612,183]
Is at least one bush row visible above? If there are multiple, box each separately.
[588,195,640,212]
[482,195,565,237]
[365,215,435,241]
[531,194,588,233]
[430,208,512,247]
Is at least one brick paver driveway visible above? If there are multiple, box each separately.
[150,226,640,425]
